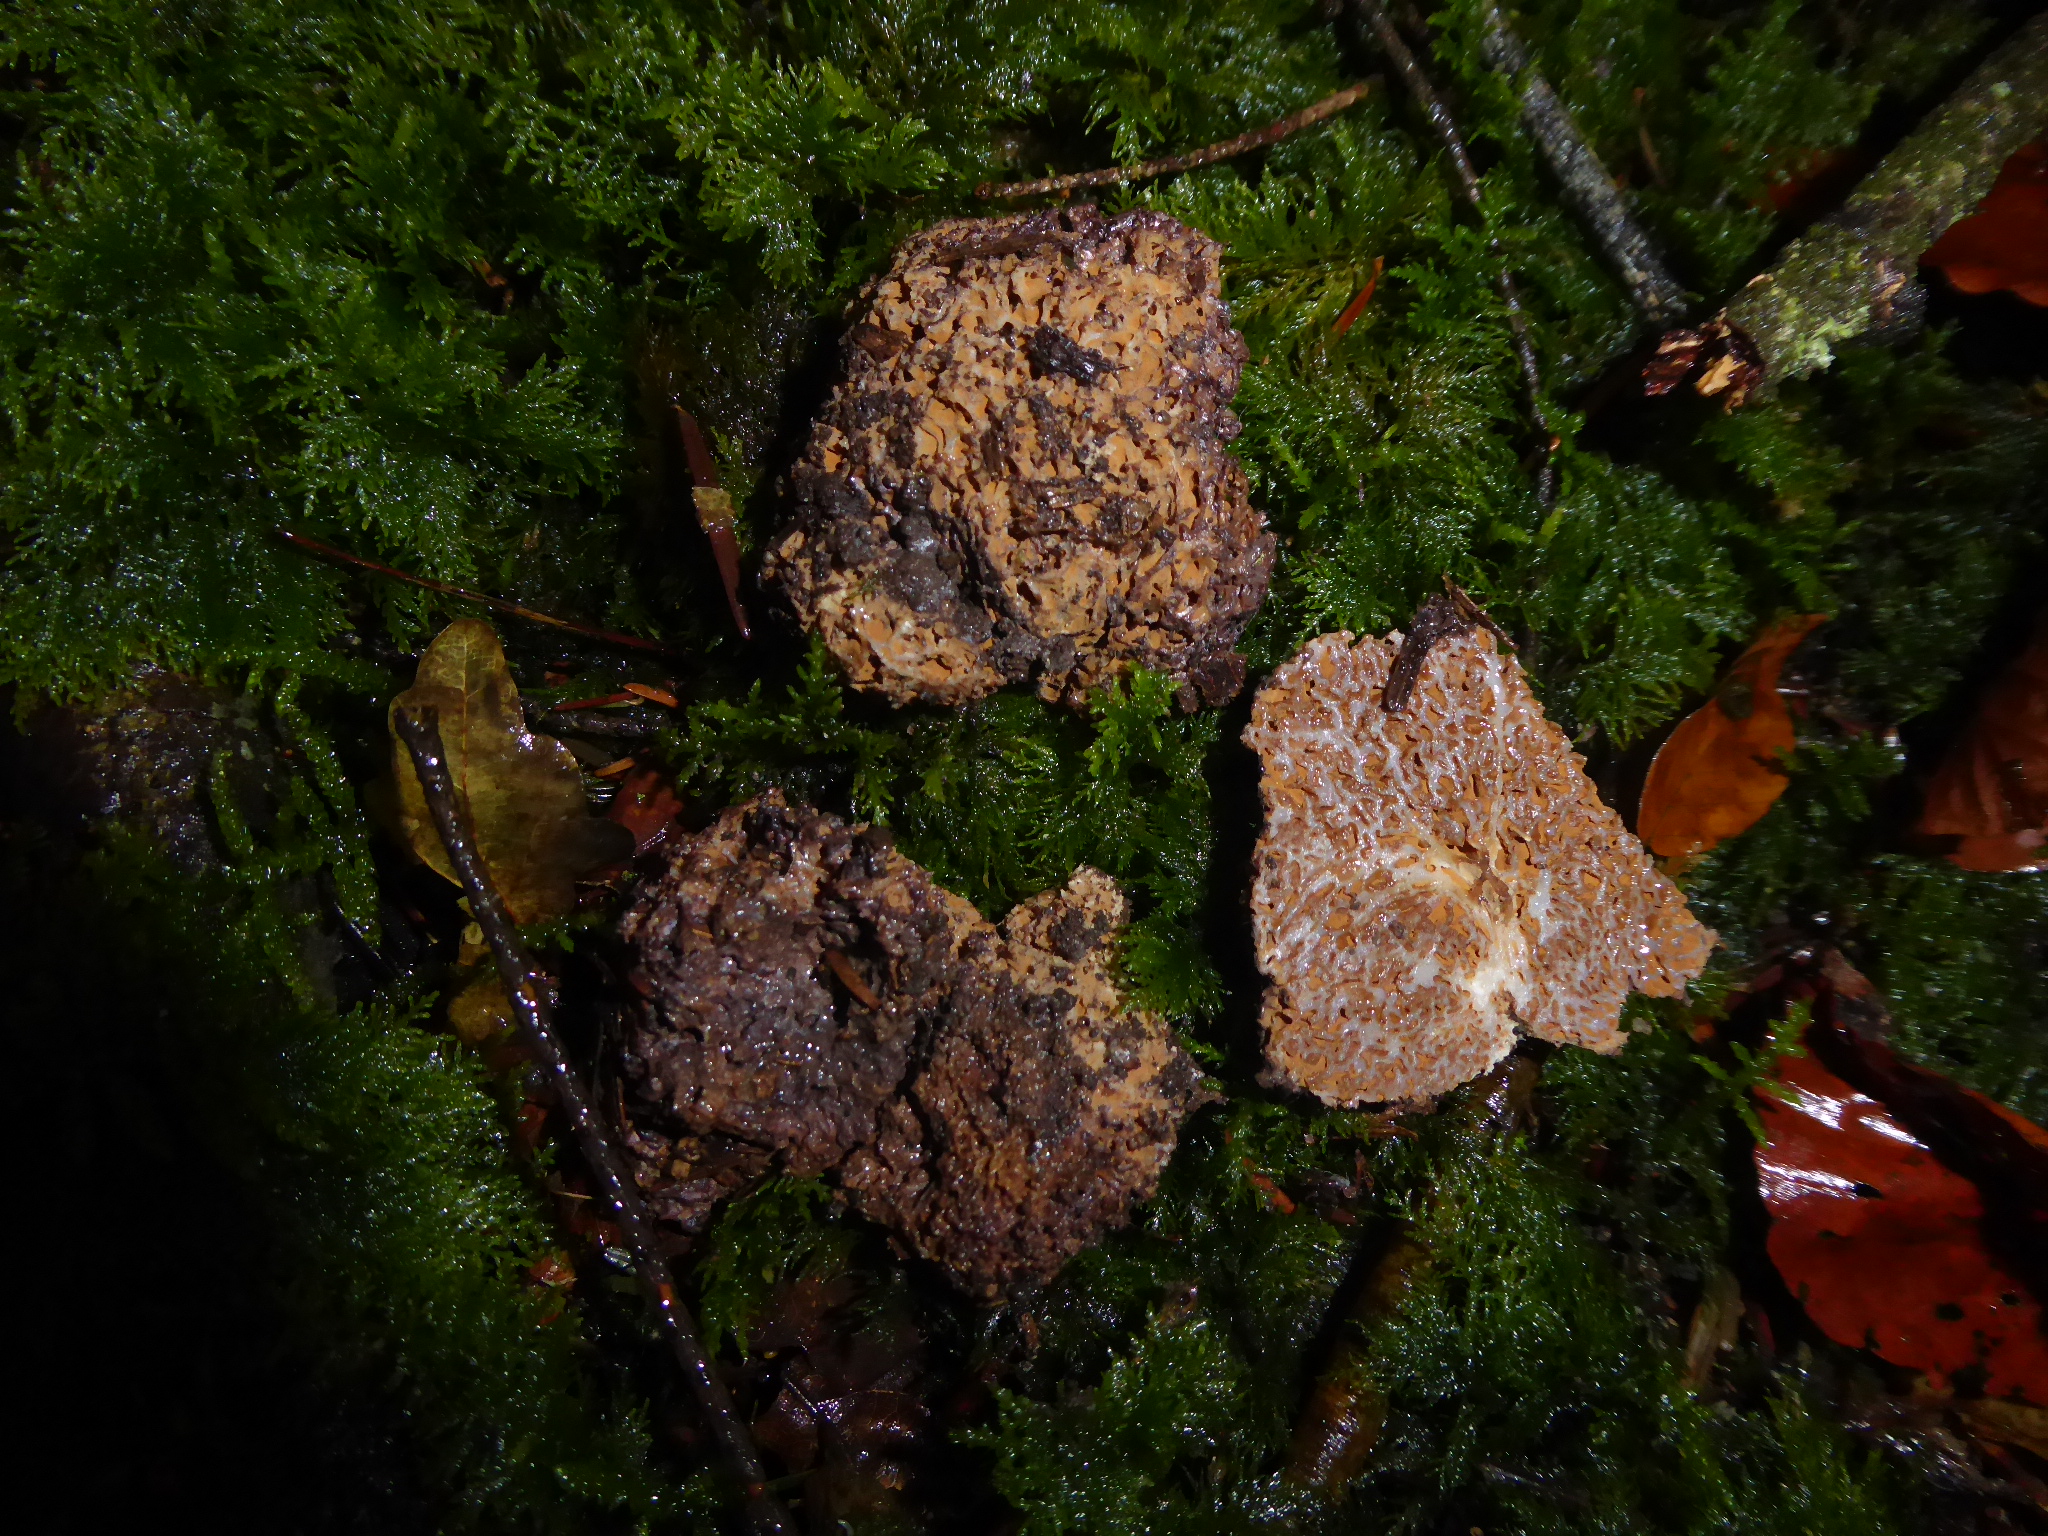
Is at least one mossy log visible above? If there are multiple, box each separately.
[1724,12,2048,392]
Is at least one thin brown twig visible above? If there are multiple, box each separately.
[391,705,791,1536]
[277,529,689,662]
[977,80,1374,200]
[1348,0,1560,506]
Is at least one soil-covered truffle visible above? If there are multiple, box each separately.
[763,204,1274,711]
[1244,630,1715,1106]
[616,792,1209,1293]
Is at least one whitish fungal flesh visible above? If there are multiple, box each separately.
[1244,629,1715,1105]
[763,204,1274,710]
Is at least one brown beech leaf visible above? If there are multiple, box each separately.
[390,619,631,923]
[1755,1041,2048,1403]
[1638,614,1827,859]
[1924,138,2048,309]
[1917,613,2048,872]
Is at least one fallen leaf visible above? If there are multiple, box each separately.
[1330,255,1384,338]
[1924,138,2048,308]
[1285,1234,1427,1490]
[1638,614,1828,859]
[623,681,680,708]
[1957,1397,2048,1460]
[1916,612,2048,872]
[1755,1040,2048,1403]
[604,761,686,856]
[391,619,632,923]
[447,970,515,1043]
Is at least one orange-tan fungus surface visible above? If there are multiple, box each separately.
[764,205,1274,710]
[1245,629,1715,1105]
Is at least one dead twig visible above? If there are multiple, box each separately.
[1473,0,1687,327]
[1348,0,1560,506]
[277,529,688,662]
[391,705,791,1536]
[977,81,1373,200]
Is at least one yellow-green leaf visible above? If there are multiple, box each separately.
[390,620,629,924]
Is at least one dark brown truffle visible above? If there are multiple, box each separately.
[762,205,1274,710]
[616,792,1210,1293]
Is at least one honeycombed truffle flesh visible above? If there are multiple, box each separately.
[616,792,1209,1294]
[763,204,1274,711]
[1244,630,1715,1106]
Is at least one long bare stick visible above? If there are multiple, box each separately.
[977,81,1373,200]
[278,529,689,662]
[1473,0,1687,327]
[1350,0,1559,506]
[391,706,790,1536]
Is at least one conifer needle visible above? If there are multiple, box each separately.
[277,528,689,661]
[392,705,792,1536]
[977,80,1373,200]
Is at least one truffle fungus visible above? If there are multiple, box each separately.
[1244,626,1715,1106]
[763,204,1274,711]
[617,792,1209,1294]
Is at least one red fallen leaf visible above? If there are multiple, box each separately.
[1331,255,1384,338]
[1638,614,1828,858]
[1821,1023,2048,1289]
[1761,146,1875,224]
[1755,1045,2048,1402]
[1924,138,2048,308]
[1917,613,2048,872]
[605,762,686,855]
[1241,1158,1298,1215]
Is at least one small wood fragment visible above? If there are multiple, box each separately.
[1382,582,1509,714]
[1656,13,2048,400]
[822,948,883,1010]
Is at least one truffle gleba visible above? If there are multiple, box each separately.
[762,204,1275,711]
[617,792,1210,1292]
[1243,629,1715,1106]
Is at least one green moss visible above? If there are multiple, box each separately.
[6,0,2045,1529]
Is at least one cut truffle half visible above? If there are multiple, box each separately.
[616,792,1210,1293]
[763,204,1274,711]
[1244,629,1715,1106]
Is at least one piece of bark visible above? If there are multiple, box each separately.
[1667,13,2048,402]
[1473,0,1688,327]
